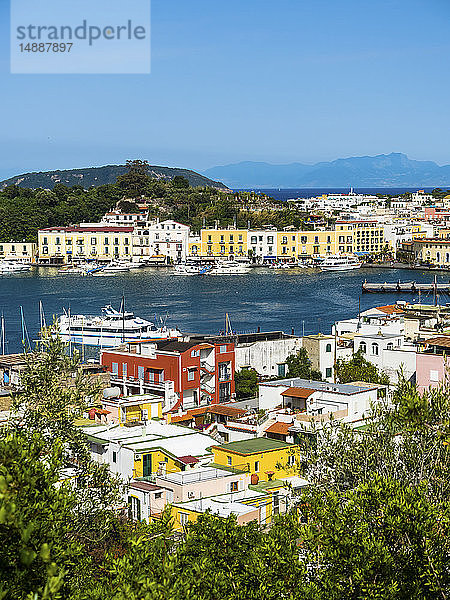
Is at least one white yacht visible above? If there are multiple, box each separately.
[0,260,32,274]
[209,261,251,275]
[55,304,181,347]
[173,263,213,275]
[320,255,362,271]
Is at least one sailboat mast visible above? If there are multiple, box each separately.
[122,295,125,343]
[1,314,5,355]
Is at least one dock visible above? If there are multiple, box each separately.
[362,279,450,294]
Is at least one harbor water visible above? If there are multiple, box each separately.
[1,266,449,354]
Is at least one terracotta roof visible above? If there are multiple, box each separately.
[373,305,405,315]
[280,387,315,399]
[40,226,134,233]
[178,455,199,465]
[265,421,292,436]
[208,405,246,418]
[130,481,163,492]
[170,404,245,422]
[423,336,450,348]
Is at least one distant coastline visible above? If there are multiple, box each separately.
[241,187,439,201]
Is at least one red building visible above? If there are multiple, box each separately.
[101,337,235,412]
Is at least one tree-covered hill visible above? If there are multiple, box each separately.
[0,160,309,243]
[0,164,228,191]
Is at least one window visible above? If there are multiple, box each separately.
[90,237,97,245]
[254,461,259,472]
[138,365,145,380]
[220,345,227,353]
[141,409,149,421]
[277,363,286,377]
[288,454,295,466]
[325,367,332,378]
[360,341,366,354]
[326,343,332,352]
[191,349,200,357]
[282,236,288,244]
[154,492,162,499]
[430,370,439,382]
[230,481,238,492]
[218,361,230,381]
[122,363,127,379]
[187,368,195,381]
[114,238,119,245]
[387,342,393,350]
[112,362,118,375]
[129,496,141,521]
[371,343,379,356]
[112,451,117,463]
[267,236,273,244]
[179,512,189,527]
[227,456,232,466]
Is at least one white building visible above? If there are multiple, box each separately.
[302,334,335,381]
[259,377,379,423]
[247,230,277,263]
[133,219,190,263]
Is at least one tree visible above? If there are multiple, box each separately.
[285,348,322,380]
[171,175,189,189]
[301,476,450,600]
[9,331,123,551]
[335,349,389,385]
[117,199,140,213]
[116,160,152,198]
[235,368,258,399]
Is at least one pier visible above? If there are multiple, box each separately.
[362,279,450,294]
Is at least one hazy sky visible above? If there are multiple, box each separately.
[1,0,449,179]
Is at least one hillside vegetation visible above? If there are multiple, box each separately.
[0,160,313,242]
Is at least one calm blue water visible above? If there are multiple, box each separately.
[245,188,438,201]
[1,266,449,354]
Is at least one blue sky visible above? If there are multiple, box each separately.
[0,0,449,179]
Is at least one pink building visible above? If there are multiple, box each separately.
[416,337,450,393]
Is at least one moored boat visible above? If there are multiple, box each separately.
[55,304,182,347]
[320,255,362,271]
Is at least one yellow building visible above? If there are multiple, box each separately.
[295,230,336,260]
[211,437,300,482]
[38,225,134,264]
[411,238,450,266]
[336,220,384,254]
[0,241,37,263]
[199,229,248,259]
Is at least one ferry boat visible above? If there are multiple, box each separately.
[56,304,181,347]
[320,255,362,271]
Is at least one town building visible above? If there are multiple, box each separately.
[38,225,134,264]
[199,228,248,259]
[302,334,335,381]
[211,437,300,482]
[85,420,216,481]
[206,331,301,378]
[258,377,379,425]
[133,219,190,263]
[335,220,385,255]
[0,241,37,263]
[416,336,450,392]
[101,337,236,412]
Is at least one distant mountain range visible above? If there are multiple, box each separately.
[0,164,227,191]
[203,153,450,189]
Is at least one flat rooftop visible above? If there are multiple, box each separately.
[261,377,376,395]
[213,437,294,455]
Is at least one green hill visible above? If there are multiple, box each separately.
[0,164,228,191]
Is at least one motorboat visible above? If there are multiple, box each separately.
[209,261,251,275]
[0,260,32,274]
[55,304,182,347]
[320,255,362,271]
[173,263,213,275]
